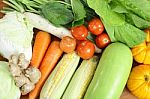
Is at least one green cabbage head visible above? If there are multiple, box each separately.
[0,61,21,99]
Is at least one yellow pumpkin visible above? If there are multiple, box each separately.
[132,29,150,64]
[127,65,150,99]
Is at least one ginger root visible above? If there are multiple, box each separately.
[8,53,41,95]
[9,63,22,77]
[21,82,35,95]
[14,74,30,87]
[25,67,41,84]
[18,53,30,70]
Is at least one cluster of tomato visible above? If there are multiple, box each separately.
[60,18,111,59]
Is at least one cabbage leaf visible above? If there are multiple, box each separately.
[0,61,21,99]
[0,11,33,60]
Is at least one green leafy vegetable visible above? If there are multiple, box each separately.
[109,1,128,14]
[116,0,150,21]
[125,13,150,29]
[71,0,86,26]
[87,0,146,48]
[41,2,73,26]
[2,0,88,27]
[0,61,21,99]
[109,0,150,29]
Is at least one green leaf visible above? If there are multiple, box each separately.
[108,0,150,29]
[125,13,150,29]
[109,1,128,13]
[84,7,98,21]
[71,0,86,22]
[87,0,125,26]
[114,23,146,47]
[87,0,146,48]
[64,0,71,4]
[116,0,150,21]
[102,19,116,42]
[72,19,84,27]
[41,2,74,26]
[87,32,96,43]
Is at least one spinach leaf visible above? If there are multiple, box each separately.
[71,0,86,26]
[41,2,73,26]
[72,19,84,27]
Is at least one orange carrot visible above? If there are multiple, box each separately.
[31,31,51,68]
[29,40,63,99]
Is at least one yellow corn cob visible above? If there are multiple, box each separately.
[40,51,80,99]
[62,56,99,99]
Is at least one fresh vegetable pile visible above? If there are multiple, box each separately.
[0,0,150,99]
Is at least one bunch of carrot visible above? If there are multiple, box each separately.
[29,31,63,99]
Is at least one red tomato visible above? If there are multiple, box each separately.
[77,40,95,59]
[88,18,104,35]
[60,36,76,53]
[95,33,111,48]
[71,25,88,40]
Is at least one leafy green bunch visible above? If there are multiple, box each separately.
[2,0,96,27]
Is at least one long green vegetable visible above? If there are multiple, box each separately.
[84,43,133,99]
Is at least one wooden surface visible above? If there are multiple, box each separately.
[0,1,137,99]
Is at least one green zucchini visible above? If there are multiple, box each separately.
[62,56,99,99]
[84,42,133,99]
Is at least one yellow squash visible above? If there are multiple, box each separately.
[132,29,150,64]
[127,65,150,99]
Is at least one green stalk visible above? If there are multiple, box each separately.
[7,0,24,12]
[56,1,71,7]
[3,1,20,12]
[0,7,14,13]
[33,0,46,4]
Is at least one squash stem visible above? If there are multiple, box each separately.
[146,42,150,47]
[144,75,150,82]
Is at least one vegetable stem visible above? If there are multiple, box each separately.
[4,0,24,12]
[144,75,150,82]
[56,1,71,7]
[147,42,150,47]
[2,1,21,12]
